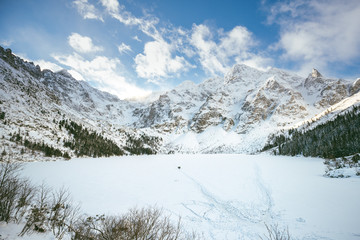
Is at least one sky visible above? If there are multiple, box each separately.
[0,0,360,99]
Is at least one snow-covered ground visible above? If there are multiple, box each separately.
[2,154,360,239]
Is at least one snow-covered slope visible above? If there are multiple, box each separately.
[0,47,154,160]
[1,46,359,156]
[294,89,360,132]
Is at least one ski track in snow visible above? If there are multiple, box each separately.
[179,162,278,239]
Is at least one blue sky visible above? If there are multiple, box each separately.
[1,0,359,99]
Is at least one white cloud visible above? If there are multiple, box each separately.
[53,53,150,99]
[269,0,360,75]
[133,36,141,42]
[70,0,273,86]
[266,0,309,25]
[73,0,103,21]
[190,24,226,75]
[68,33,103,53]
[117,43,132,54]
[135,39,193,81]
[190,24,270,75]
[99,0,196,82]
[34,60,63,72]
[100,0,120,14]
[0,39,13,47]
[100,0,161,40]
[219,26,254,56]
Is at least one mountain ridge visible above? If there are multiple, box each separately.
[1,46,359,159]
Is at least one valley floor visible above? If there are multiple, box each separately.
[1,154,360,239]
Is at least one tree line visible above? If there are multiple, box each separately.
[124,133,160,155]
[262,105,360,158]
[9,132,70,159]
[6,118,160,159]
[59,119,124,158]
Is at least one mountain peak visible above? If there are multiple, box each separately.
[175,80,197,91]
[311,68,322,78]
[224,63,264,84]
[230,63,261,73]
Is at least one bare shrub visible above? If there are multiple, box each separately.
[71,215,101,239]
[0,161,35,223]
[20,185,79,239]
[71,214,127,240]
[260,223,291,240]
[71,207,193,240]
[96,215,128,240]
[13,178,36,223]
[124,207,182,240]
[49,187,80,239]
[20,183,50,236]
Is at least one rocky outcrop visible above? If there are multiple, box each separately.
[236,77,308,133]
[0,46,42,78]
[304,69,350,108]
[311,68,322,78]
[350,78,360,95]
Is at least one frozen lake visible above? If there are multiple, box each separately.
[19,154,360,239]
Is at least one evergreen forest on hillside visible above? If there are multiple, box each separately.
[60,120,124,157]
[262,105,360,158]
[9,132,70,159]
[124,133,160,155]
[60,119,159,157]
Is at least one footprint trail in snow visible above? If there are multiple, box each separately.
[179,162,279,239]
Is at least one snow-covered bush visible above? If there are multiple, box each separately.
[71,214,127,240]
[71,207,191,240]
[324,155,360,178]
[352,154,360,163]
[123,207,182,240]
[48,188,79,239]
[19,185,79,239]
[19,184,50,236]
[0,161,35,223]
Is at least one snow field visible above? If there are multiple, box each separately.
[16,154,360,239]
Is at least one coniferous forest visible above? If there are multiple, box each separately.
[124,133,160,155]
[60,120,124,157]
[7,117,159,159]
[262,105,360,158]
[9,132,70,159]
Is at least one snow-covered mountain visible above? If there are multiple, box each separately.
[135,64,356,153]
[293,81,360,132]
[0,47,156,160]
[1,46,359,158]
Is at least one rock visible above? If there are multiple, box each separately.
[311,68,322,78]
[350,78,360,95]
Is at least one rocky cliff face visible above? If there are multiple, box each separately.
[303,69,350,108]
[1,46,359,156]
[132,64,357,153]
